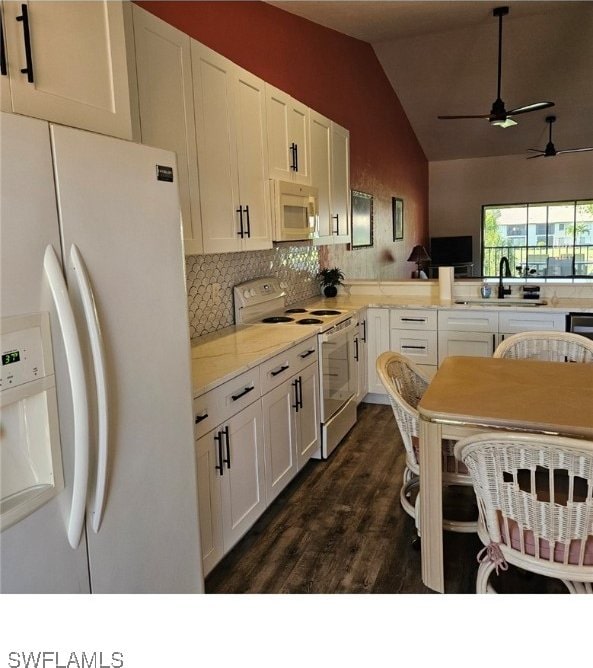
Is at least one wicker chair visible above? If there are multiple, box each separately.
[376,351,477,535]
[455,432,593,594]
[494,330,593,362]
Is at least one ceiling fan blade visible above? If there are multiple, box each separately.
[527,148,545,153]
[526,154,545,159]
[556,147,593,154]
[437,114,490,119]
[508,101,555,116]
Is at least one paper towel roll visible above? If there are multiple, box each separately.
[439,266,454,302]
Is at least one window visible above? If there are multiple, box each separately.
[482,199,593,279]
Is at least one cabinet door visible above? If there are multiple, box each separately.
[221,402,266,551]
[3,0,137,139]
[133,7,202,255]
[330,121,350,243]
[261,379,298,505]
[195,430,224,576]
[296,363,320,469]
[366,308,390,395]
[266,84,311,184]
[310,109,332,242]
[192,40,241,253]
[356,315,369,403]
[234,68,272,251]
[438,330,496,365]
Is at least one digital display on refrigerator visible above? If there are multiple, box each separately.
[2,350,20,365]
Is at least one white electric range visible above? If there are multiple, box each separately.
[234,277,359,458]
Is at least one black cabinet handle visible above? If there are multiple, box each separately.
[271,364,290,377]
[362,319,367,343]
[231,385,254,401]
[214,431,224,476]
[332,214,339,235]
[244,204,251,238]
[401,317,427,323]
[16,4,34,83]
[294,143,299,172]
[297,376,303,409]
[401,345,426,350]
[223,426,231,469]
[354,336,359,361]
[1,10,7,76]
[299,349,315,359]
[289,143,297,171]
[292,379,299,411]
[195,412,208,424]
[236,206,245,238]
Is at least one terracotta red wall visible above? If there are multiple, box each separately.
[135,1,429,272]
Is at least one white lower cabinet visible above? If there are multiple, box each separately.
[498,311,566,339]
[438,329,496,361]
[437,309,498,365]
[390,308,438,377]
[355,312,368,403]
[196,337,319,575]
[366,308,390,398]
[262,378,298,504]
[262,360,320,504]
[196,400,265,576]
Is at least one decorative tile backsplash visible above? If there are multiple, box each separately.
[186,245,321,339]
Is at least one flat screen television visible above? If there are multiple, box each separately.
[429,235,473,266]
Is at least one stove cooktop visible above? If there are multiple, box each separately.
[234,277,355,332]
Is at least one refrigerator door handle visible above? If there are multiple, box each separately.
[43,245,89,549]
[70,244,108,534]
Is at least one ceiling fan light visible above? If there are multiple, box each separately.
[491,117,517,128]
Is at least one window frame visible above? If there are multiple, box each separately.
[481,198,593,280]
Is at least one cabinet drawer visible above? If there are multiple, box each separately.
[391,329,438,365]
[498,311,566,334]
[194,367,260,439]
[438,310,498,332]
[391,309,437,330]
[260,338,318,395]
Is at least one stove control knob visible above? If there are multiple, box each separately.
[250,289,256,297]
[243,289,250,299]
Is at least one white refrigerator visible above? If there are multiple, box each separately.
[0,112,204,593]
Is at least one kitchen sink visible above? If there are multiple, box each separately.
[454,299,548,307]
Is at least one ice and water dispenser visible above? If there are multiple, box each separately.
[0,313,64,530]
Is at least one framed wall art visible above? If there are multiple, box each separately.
[351,190,373,248]
[392,197,404,240]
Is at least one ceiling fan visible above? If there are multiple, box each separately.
[438,6,554,128]
[527,116,593,158]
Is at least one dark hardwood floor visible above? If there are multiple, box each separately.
[206,403,565,594]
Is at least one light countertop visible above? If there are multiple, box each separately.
[191,290,593,397]
[191,324,319,397]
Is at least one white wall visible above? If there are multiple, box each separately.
[429,152,593,275]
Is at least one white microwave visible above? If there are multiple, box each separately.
[270,180,318,242]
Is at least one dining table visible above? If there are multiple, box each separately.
[417,355,593,593]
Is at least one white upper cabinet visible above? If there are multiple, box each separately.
[311,110,351,245]
[192,40,271,253]
[132,6,202,255]
[2,0,138,140]
[310,110,331,239]
[266,84,311,185]
[330,121,351,243]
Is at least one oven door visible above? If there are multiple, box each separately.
[319,319,358,422]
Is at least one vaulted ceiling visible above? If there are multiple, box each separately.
[266,1,593,161]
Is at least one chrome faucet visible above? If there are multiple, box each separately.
[498,256,512,298]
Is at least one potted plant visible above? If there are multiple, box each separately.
[317,267,344,298]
